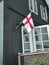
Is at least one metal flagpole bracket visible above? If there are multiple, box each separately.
[16,21,23,30]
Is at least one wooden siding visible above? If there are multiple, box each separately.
[3,0,49,65]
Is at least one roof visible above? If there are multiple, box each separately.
[43,0,49,9]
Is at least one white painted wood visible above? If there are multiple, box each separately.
[0,1,4,65]
[29,30,34,52]
[21,27,24,54]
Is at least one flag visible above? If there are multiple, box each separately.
[22,13,34,32]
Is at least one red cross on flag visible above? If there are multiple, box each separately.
[22,13,34,32]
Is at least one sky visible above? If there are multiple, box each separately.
[46,0,49,5]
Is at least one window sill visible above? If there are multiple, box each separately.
[41,17,48,22]
[18,51,49,56]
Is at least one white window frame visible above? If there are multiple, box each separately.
[45,7,48,21]
[29,0,38,15]
[34,26,44,51]
[21,25,49,53]
[21,26,36,53]
[40,5,48,22]
[35,25,49,51]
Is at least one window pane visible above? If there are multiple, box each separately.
[36,45,42,49]
[23,28,28,34]
[34,0,37,13]
[24,35,29,42]
[35,28,40,35]
[29,0,33,10]
[43,41,49,47]
[36,42,43,51]
[41,27,47,33]
[44,7,48,21]
[36,42,42,45]
[35,35,42,41]
[40,5,46,20]
[42,34,48,41]
[24,43,30,49]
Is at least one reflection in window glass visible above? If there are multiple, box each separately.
[36,45,42,49]
[24,43,30,49]
[35,35,42,41]
[35,28,40,35]
[36,42,42,45]
[23,28,28,34]
[42,34,48,41]
[41,27,47,33]
[43,41,49,46]
[24,35,29,42]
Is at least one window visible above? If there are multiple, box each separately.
[29,0,38,15]
[22,27,30,53]
[21,27,36,53]
[35,25,49,51]
[40,5,48,21]
[34,28,44,51]
[21,25,49,53]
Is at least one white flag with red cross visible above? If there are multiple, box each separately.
[22,13,34,32]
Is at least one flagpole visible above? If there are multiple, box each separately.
[16,21,22,29]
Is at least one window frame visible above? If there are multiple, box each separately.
[35,25,49,51]
[21,26,36,53]
[29,0,38,15]
[40,5,48,22]
[45,7,48,21]
[21,25,49,53]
